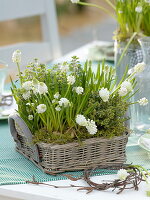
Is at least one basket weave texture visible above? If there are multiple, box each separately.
[9,114,129,173]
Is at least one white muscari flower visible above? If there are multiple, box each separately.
[118,87,128,97]
[54,92,60,99]
[12,50,21,63]
[52,99,56,104]
[55,106,61,111]
[135,6,142,13]
[22,81,32,91]
[26,103,30,106]
[59,98,70,107]
[67,75,76,85]
[70,0,79,3]
[38,82,48,95]
[31,103,34,107]
[22,91,31,100]
[37,104,47,113]
[76,114,87,126]
[75,87,84,95]
[134,62,145,74]
[128,68,134,75]
[138,97,148,106]
[28,115,33,120]
[86,119,97,135]
[121,81,132,92]
[99,88,110,102]
[117,169,129,181]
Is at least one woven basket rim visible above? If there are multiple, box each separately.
[38,132,129,148]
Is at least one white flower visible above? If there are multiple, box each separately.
[70,0,79,3]
[37,104,47,113]
[38,82,48,95]
[118,87,128,97]
[55,106,61,111]
[31,103,35,107]
[28,115,33,120]
[75,87,84,95]
[135,6,142,13]
[22,91,31,100]
[12,50,21,63]
[22,81,32,91]
[138,97,148,106]
[67,75,76,85]
[128,68,134,75]
[54,92,60,99]
[121,81,132,92]
[86,119,97,135]
[134,62,145,74]
[76,114,87,126]
[52,99,57,104]
[99,88,110,102]
[59,98,70,107]
[26,103,30,106]
[117,169,129,181]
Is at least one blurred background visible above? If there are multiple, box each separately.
[0,0,116,55]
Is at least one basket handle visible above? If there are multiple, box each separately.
[8,113,40,163]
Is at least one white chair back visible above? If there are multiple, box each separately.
[0,0,61,76]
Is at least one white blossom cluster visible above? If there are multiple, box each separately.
[37,104,47,113]
[58,98,71,107]
[12,50,21,63]
[71,0,79,3]
[73,86,84,95]
[22,81,48,100]
[76,114,97,135]
[99,88,110,102]
[118,80,132,97]
[138,97,148,106]
[67,75,76,85]
[117,169,129,181]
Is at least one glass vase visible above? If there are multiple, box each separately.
[130,37,150,134]
[114,40,143,81]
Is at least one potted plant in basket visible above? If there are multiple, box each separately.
[9,50,147,173]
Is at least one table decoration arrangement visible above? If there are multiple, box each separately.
[8,50,147,175]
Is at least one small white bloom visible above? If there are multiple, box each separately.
[138,97,148,106]
[117,169,129,181]
[22,81,32,91]
[76,114,87,126]
[59,98,70,107]
[121,81,132,92]
[75,87,84,95]
[12,50,21,63]
[67,75,76,85]
[86,119,97,135]
[135,6,142,13]
[28,115,33,120]
[26,103,30,106]
[37,104,47,113]
[99,88,110,102]
[128,68,134,75]
[52,99,57,104]
[118,87,128,97]
[31,103,34,107]
[54,92,60,99]
[70,0,79,3]
[55,106,61,111]
[38,82,48,95]
[22,91,31,100]
[134,62,145,74]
